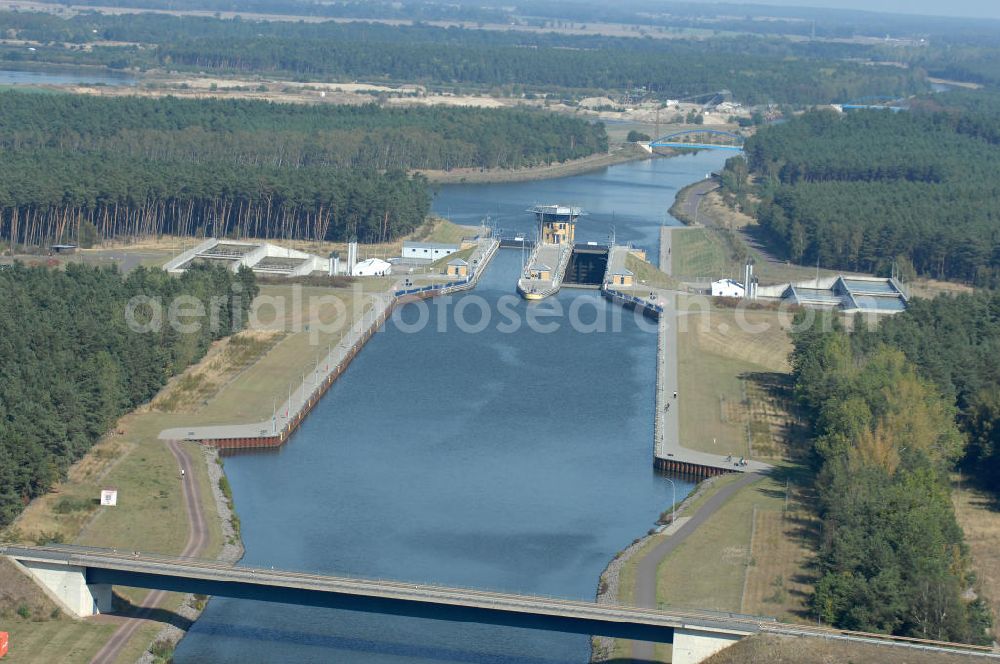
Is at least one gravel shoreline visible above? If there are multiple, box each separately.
[590,475,722,662]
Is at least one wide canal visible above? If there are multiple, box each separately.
[174,150,730,663]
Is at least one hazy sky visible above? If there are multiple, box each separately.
[721,0,1000,20]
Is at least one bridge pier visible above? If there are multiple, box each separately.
[672,627,745,664]
[14,558,113,617]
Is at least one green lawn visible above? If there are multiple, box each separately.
[655,475,781,613]
[678,345,757,458]
[1,619,118,664]
[625,253,680,290]
[430,245,475,269]
[676,301,792,458]
[752,258,847,286]
[605,473,746,660]
[671,227,740,279]
[419,218,480,244]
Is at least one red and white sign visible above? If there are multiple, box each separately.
[100,489,118,506]
[0,631,9,658]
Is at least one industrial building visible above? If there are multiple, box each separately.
[401,241,460,263]
[708,262,907,314]
[164,239,333,278]
[756,275,908,313]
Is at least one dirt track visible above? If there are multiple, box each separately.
[89,440,207,664]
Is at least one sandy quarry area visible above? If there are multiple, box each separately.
[57,73,752,124]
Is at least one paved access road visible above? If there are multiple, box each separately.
[631,473,764,659]
[659,225,674,276]
[676,178,719,226]
[89,439,208,664]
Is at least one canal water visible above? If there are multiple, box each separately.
[435,150,729,251]
[174,151,730,663]
[0,66,136,87]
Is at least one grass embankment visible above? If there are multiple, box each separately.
[1,278,380,663]
[670,189,859,286]
[152,332,284,413]
[703,634,988,664]
[0,555,121,663]
[612,476,744,607]
[604,474,744,661]
[0,432,218,663]
[676,187,977,293]
[656,475,780,611]
[429,245,476,270]
[607,470,817,662]
[670,224,836,286]
[676,299,793,459]
[671,227,741,280]
[741,472,818,620]
[234,217,478,263]
[156,283,374,426]
[624,253,679,290]
[416,218,481,244]
[0,618,118,664]
[649,473,817,662]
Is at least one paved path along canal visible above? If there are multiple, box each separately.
[631,472,763,661]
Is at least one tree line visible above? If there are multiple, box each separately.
[855,292,1000,495]
[734,106,1000,286]
[0,263,257,527]
[0,12,926,104]
[0,92,607,246]
[0,92,606,171]
[10,0,1000,44]
[791,314,992,643]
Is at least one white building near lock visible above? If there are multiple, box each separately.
[401,241,460,262]
[711,279,746,298]
[352,257,393,276]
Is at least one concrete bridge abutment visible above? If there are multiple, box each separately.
[671,627,746,664]
[14,558,113,617]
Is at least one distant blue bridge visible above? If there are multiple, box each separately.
[650,129,744,151]
[841,95,907,111]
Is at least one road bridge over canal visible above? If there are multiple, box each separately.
[650,129,744,151]
[7,545,998,663]
[6,544,758,663]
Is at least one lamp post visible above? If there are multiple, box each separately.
[664,477,677,524]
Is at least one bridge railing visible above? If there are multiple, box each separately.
[12,543,999,657]
[8,544,785,627]
[650,128,745,149]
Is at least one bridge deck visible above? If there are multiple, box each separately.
[7,545,997,659]
[5,545,761,642]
